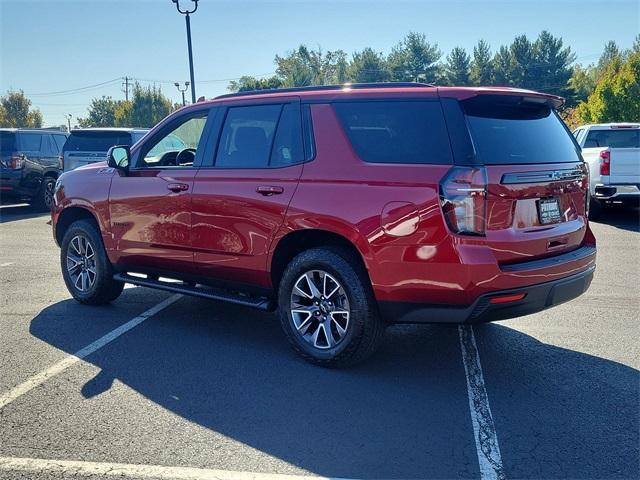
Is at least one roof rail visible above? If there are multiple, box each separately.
[214,82,435,100]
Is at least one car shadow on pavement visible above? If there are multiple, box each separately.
[0,203,48,224]
[29,293,639,479]
[590,205,640,232]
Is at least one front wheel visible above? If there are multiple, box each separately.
[60,220,124,305]
[278,247,385,368]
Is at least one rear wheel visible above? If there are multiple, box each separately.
[32,176,56,212]
[278,247,385,368]
[60,220,123,305]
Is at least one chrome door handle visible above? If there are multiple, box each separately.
[167,183,189,192]
[256,185,284,196]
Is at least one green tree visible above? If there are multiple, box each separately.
[492,45,513,85]
[470,40,493,85]
[387,32,441,83]
[348,47,391,83]
[444,47,471,85]
[0,90,43,128]
[77,96,121,127]
[596,41,621,77]
[530,31,575,97]
[576,50,640,123]
[114,84,174,128]
[509,35,535,88]
[274,45,349,86]
[228,75,283,92]
[568,64,597,105]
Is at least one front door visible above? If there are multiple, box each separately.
[191,99,306,288]
[108,110,211,273]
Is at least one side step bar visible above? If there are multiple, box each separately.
[113,273,276,312]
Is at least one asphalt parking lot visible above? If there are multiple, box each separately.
[0,201,638,480]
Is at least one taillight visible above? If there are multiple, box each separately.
[439,166,487,235]
[58,153,64,170]
[599,150,610,176]
[7,153,25,169]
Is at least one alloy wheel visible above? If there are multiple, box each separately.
[290,270,350,349]
[66,235,97,292]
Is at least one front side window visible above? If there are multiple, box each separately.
[139,114,207,168]
[215,103,303,168]
[333,101,453,165]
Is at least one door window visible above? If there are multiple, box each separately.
[138,113,208,168]
[52,134,67,152]
[215,103,304,168]
[17,133,43,152]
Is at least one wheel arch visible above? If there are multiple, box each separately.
[55,206,101,247]
[269,228,373,291]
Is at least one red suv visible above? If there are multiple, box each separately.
[52,83,596,367]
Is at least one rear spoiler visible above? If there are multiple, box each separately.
[438,87,565,109]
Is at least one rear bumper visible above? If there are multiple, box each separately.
[380,263,595,324]
[592,183,640,201]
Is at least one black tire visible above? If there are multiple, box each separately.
[32,176,56,212]
[60,219,124,305]
[278,247,385,368]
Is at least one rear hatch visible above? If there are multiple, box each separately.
[63,131,133,172]
[454,94,588,264]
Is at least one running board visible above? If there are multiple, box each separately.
[113,273,276,311]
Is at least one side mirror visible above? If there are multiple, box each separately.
[107,146,130,173]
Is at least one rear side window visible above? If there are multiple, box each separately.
[584,129,640,148]
[17,133,43,152]
[63,132,133,152]
[333,101,453,165]
[52,134,67,152]
[0,132,16,154]
[215,103,304,168]
[462,95,580,165]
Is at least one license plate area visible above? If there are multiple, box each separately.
[538,197,562,224]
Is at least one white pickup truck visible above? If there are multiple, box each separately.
[573,123,640,214]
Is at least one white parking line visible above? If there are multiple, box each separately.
[458,325,506,480]
[0,262,14,267]
[0,456,346,480]
[0,294,182,410]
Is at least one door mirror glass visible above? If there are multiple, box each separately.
[108,146,130,171]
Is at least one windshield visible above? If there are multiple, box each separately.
[63,132,133,152]
[462,95,580,165]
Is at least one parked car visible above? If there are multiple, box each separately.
[62,128,148,172]
[52,83,596,367]
[0,128,68,211]
[572,123,640,216]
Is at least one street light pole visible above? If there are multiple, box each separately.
[172,0,199,104]
[66,114,72,132]
[174,81,190,106]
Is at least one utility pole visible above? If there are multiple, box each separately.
[122,76,131,101]
[66,114,72,132]
[174,81,190,106]
[171,0,199,104]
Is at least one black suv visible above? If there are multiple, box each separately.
[0,128,68,210]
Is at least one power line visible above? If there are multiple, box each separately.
[25,78,122,96]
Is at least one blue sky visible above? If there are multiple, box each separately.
[1,0,638,125]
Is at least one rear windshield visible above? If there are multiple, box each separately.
[462,96,580,165]
[584,129,640,148]
[333,101,453,165]
[0,132,16,154]
[63,132,133,152]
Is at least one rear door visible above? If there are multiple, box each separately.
[191,98,305,287]
[451,94,588,263]
[15,132,46,191]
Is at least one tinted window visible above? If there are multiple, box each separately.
[17,133,43,152]
[0,132,16,154]
[42,135,58,156]
[52,134,67,152]
[462,96,580,164]
[270,104,304,166]
[333,101,453,165]
[63,132,133,152]
[584,129,640,148]
[215,104,281,168]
